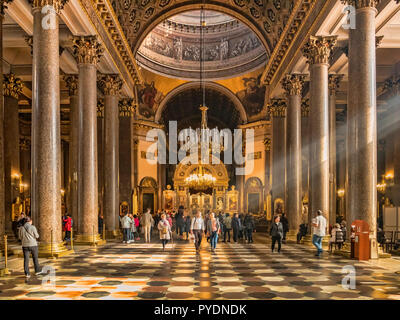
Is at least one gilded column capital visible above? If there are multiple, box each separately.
[98,74,123,96]
[340,0,380,9]
[302,35,337,65]
[301,99,310,118]
[64,74,78,96]
[119,98,136,117]
[281,74,305,96]
[328,74,344,96]
[3,73,23,99]
[263,137,271,151]
[72,36,103,66]
[267,99,287,118]
[97,98,104,118]
[28,0,68,13]
[0,0,12,16]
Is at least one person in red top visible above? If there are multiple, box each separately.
[133,214,140,240]
[62,214,72,241]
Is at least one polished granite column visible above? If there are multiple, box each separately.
[328,74,343,226]
[264,137,271,219]
[345,0,378,256]
[3,74,22,236]
[337,140,347,219]
[99,74,122,237]
[30,0,69,256]
[97,98,104,219]
[270,99,286,214]
[72,36,104,245]
[302,35,336,224]
[282,74,304,234]
[64,75,79,233]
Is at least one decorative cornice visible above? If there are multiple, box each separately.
[97,98,104,118]
[328,74,344,96]
[72,36,103,65]
[301,99,310,118]
[28,0,68,13]
[281,74,305,96]
[302,35,337,65]
[119,98,136,117]
[3,73,23,99]
[0,0,12,16]
[64,74,78,96]
[268,98,287,118]
[264,137,271,151]
[341,0,380,9]
[98,74,122,96]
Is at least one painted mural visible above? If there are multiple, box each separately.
[138,81,164,119]
[236,74,266,117]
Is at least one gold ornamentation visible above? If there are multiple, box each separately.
[264,137,271,151]
[119,98,136,117]
[28,0,68,13]
[0,0,12,16]
[341,0,380,9]
[301,99,310,118]
[64,75,78,96]
[281,74,305,96]
[302,35,337,65]
[98,74,122,96]
[3,73,23,99]
[267,98,287,118]
[72,36,103,65]
[97,98,104,118]
[328,74,344,96]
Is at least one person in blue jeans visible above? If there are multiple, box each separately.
[207,212,221,252]
[312,210,327,257]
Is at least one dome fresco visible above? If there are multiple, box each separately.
[136,10,268,80]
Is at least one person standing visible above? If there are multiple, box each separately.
[207,212,221,252]
[217,212,224,242]
[18,217,43,278]
[62,214,72,242]
[133,214,140,240]
[232,213,240,243]
[98,214,104,235]
[244,213,255,243]
[270,215,283,253]
[239,213,245,241]
[141,209,155,243]
[175,206,185,239]
[158,213,171,251]
[184,210,191,241]
[223,213,232,242]
[312,210,327,257]
[121,212,133,244]
[281,213,289,243]
[190,210,205,252]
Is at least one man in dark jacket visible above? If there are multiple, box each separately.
[297,223,308,243]
[244,213,256,243]
[280,213,289,243]
[175,206,185,239]
[232,213,241,242]
[217,212,225,242]
[270,215,283,253]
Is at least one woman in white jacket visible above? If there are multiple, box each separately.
[158,213,171,251]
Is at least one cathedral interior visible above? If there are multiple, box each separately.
[0,0,400,301]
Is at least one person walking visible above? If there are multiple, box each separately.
[121,212,133,243]
[158,213,171,251]
[281,213,289,243]
[141,209,154,243]
[223,213,232,242]
[207,212,221,252]
[239,213,245,241]
[217,212,224,242]
[184,210,191,241]
[128,213,136,243]
[18,217,43,278]
[270,215,283,253]
[312,210,327,257]
[175,206,185,239]
[98,214,104,235]
[62,214,72,242]
[232,213,240,243]
[244,213,256,243]
[133,214,140,240]
[190,210,205,252]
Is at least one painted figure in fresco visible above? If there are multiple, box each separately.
[236,74,266,117]
[138,81,160,118]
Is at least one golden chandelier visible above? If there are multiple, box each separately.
[185,164,216,191]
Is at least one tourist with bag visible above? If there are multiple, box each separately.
[158,213,171,251]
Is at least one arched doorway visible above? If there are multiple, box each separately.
[245,177,263,214]
[139,177,158,213]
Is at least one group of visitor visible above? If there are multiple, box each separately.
[120,211,146,244]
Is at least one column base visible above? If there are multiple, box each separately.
[105,229,121,239]
[74,234,106,246]
[38,242,74,258]
[285,230,298,243]
[0,268,11,277]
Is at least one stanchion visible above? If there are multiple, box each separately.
[103,223,106,240]
[71,227,74,251]
[1,235,11,276]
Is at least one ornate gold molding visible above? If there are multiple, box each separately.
[72,36,103,65]
[281,74,305,96]
[0,0,12,16]
[302,35,337,65]
[97,98,104,118]
[98,74,122,96]
[119,98,136,117]
[28,0,68,13]
[328,74,344,96]
[64,74,78,96]
[3,73,23,99]
[341,0,380,9]
[268,99,287,118]
[301,99,310,118]
[264,137,271,151]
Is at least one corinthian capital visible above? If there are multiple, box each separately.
[328,74,344,96]
[97,99,104,118]
[72,36,103,65]
[267,99,287,118]
[302,35,337,65]
[263,137,271,151]
[29,0,68,13]
[119,98,136,117]
[3,73,23,99]
[281,74,305,96]
[341,0,380,9]
[0,0,12,16]
[98,74,123,96]
[64,75,78,96]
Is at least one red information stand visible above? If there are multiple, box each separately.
[351,220,370,261]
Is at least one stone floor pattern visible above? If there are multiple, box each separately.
[1,234,400,300]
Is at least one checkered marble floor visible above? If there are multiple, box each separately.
[1,234,400,300]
